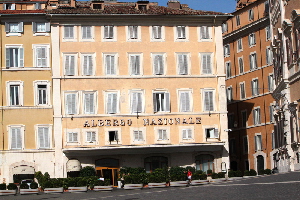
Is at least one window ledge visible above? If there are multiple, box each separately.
[6,33,21,36]
[33,33,50,36]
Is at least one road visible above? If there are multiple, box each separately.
[2,171,300,200]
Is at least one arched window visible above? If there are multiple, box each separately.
[195,154,214,173]
[144,156,168,173]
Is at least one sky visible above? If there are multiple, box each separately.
[117,0,237,13]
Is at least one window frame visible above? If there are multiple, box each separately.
[127,25,141,42]
[6,81,24,106]
[8,125,25,150]
[81,53,95,76]
[225,61,231,78]
[105,127,122,145]
[67,130,79,144]
[85,130,98,144]
[255,134,262,151]
[150,25,165,41]
[33,44,50,68]
[5,45,24,68]
[102,25,116,41]
[199,26,212,41]
[266,47,273,65]
[202,89,215,112]
[36,125,52,149]
[200,53,213,75]
[175,25,189,41]
[154,126,170,143]
[130,89,144,114]
[227,86,233,102]
[249,52,257,70]
[105,91,119,114]
[240,82,246,99]
[64,92,78,115]
[63,25,77,41]
[103,53,118,76]
[178,89,193,112]
[83,91,97,114]
[268,74,274,92]
[224,44,230,57]
[80,25,94,41]
[5,22,23,36]
[253,107,261,125]
[34,80,51,106]
[32,22,50,36]
[153,90,170,113]
[205,127,219,139]
[63,53,78,76]
[130,127,146,144]
[176,53,190,75]
[238,57,244,74]
[248,9,254,21]
[237,38,243,52]
[152,53,166,75]
[251,78,259,96]
[128,53,143,76]
[248,33,256,47]
[236,15,241,26]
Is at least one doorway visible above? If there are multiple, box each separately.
[95,158,119,187]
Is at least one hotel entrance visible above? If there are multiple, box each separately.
[95,158,119,187]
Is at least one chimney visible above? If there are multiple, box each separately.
[167,0,181,9]
[136,1,150,11]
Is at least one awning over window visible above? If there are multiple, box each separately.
[66,159,81,172]
[12,165,35,175]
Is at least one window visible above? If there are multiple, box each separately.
[269,105,274,122]
[152,26,162,40]
[251,79,259,96]
[10,126,23,150]
[229,139,236,155]
[228,113,234,129]
[65,93,77,115]
[255,135,262,151]
[104,25,114,39]
[104,54,117,75]
[238,57,244,73]
[131,91,143,113]
[129,54,142,75]
[153,91,170,112]
[203,90,214,111]
[266,47,273,65]
[152,54,165,75]
[34,45,49,68]
[222,23,228,33]
[200,26,210,40]
[81,54,94,76]
[253,108,261,125]
[241,110,247,127]
[109,131,118,144]
[5,22,23,35]
[32,22,50,33]
[268,74,274,92]
[86,131,96,142]
[6,45,24,68]
[179,90,192,112]
[225,62,231,78]
[206,128,219,139]
[243,136,248,154]
[237,38,243,52]
[128,25,139,40]
[7,81,23,106]
[158,129,168,140]
[176,26,186,39]
[34,81,50,106]
[248,33,256,47]
[83,92,95,114]
[224,44,230,57]
[81,26,93,40]
[248,9,254,21]
[37,126,50,149]
[227,86,233,102]
[68,132,78,143]
[133,130,143,141]
[201,53,212,74]
[266,26,271,40]
[249,53,257,70]
[4,3,15,10]
[64,54,76,76]
[106,92,118,114]
[177,53,189,75]
[236,15,241,26]
[264,1,269,14]
[64,26,74,39]
[240,82,245,99]
[182,129,192,140]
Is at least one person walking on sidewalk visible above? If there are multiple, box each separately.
[187,169,192,185]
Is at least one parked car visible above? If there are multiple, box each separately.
[21,179,33,187]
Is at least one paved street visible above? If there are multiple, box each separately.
[2,171,300,200]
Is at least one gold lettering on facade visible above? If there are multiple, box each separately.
[150,119,157,125]
[127,119,132,126]
[98,120,104,126]
[168,118,173,125]
[120,119,125,126]
[143,119,149,126]
[83,120,90,127]
[105,120,111,126]
[175,118,180,124]
[113,119,119,126]
[196,117,201,124]
[164,118,168,125]
[189,117,194,124]
[158,118,163,125]
[91,120,97,127]
[182,118,188,124]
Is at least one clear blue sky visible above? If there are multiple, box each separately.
[118,0,237,13]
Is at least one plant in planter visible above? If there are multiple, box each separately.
[148,168,168,188]
[122,167,146,190]
[190,170,209,185]
[94,179,113,191]
[0,183,17,196]
[264,169,272,175]
[79,166,96,177]
[0,184,6,190]
[206,169,213,176]
[218,172,226,178]
[20,182,39,195]
[249,169,257,176]
[7,183,17,190]
[44,179,64,194]
[68,178,88,193]
[169,166,187,187]
[211,173,218,179]
[258,169,265,175]
[244,170,250,176]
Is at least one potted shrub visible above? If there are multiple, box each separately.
[264,169,272,175]
[249,169,257,176]
[0,183,18,196]
[124,174,144,190]
[206,169,213,176]
[93,179,113,191]
[68,178,88,193]
[20,182,39,195]
[243,170,251,178]
[190,170,209,185]
[169,166,188,187]
[44,178,64,194]
[148,168,168,188]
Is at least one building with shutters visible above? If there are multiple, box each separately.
[0,0,53,183]
[223,0,276,173]
[49,0,230,186]
[269,0,300,172]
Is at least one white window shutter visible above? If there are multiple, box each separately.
[188,129,192,139]
[182,129,187,139]
[19,48,24,67]
[163,130,167,140]
[18,22,23,33]
[153,93,157,112]
[165,92,170,112]
[38,127,44,148]
[104,26,109,38]
[214,128,219,138]
[5,22,9,32]
[6,48,10,68]
[45,22,51,32]
[109,26,113,38]
[32,22,37,33]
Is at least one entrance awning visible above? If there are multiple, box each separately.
[63,143,225,157]
[66,159,81,172]
[12,166,34,175]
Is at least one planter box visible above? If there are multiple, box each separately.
[123,184,143,190]
[20,188,39,195]
[169,181,188,187]
[93,185,113,191]
[0,190,17,196]
[68,186,88,193]
[190,180,209,185]
[148,182,166,188]
[210,178,226,183]
[44,187,64,194]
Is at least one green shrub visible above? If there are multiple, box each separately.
[199,173,207,180]
[67,178,77,187]
[148,168,168,183]
[207,169,212,175]
[79,166,96,177]
[30,182,38,189]
[228,170,235,178]
[0,183,6,190]
[43,181,53,189]
[264,169,272,175]
[258,169,265,175]
[94,180,104,186]
[7,183,17,190]
[211,172,218,179]
[244,170,250,176]
[169,166,186,181]
[218,172,226,178]
[20,183,29,189]
[104,179,111,186]
[77,179,87,187]
[124,174,142,184]
[235,170,242,177]
[249,169,257,176]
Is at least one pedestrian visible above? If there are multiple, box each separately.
[187,169,192,184]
